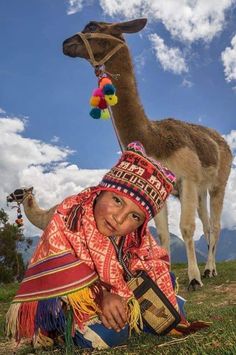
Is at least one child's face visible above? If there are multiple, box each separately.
[94,191,146,237]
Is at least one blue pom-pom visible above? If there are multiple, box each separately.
[102,84,115,95]
[90,108,101,119]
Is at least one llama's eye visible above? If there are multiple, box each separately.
[83,22,98,33]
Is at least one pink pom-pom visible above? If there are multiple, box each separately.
[92,88,103,97]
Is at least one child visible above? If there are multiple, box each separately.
[6,141,205,351]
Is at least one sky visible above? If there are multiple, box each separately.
[0,0,236,239]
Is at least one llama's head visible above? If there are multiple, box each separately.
[63,18,147,64]
[6,187,34,204]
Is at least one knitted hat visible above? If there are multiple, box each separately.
[99,141,176,220]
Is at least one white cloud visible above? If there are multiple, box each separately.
[0,117,105,236]
[149,34,188,74]
[223,129,236,151]
[68,0,235,43]
[1,116,235,240]
[67,0,94,15]
[0,107,6,114]
[134,51,147,74]
[181,78,193,88]
[221,34,236,82]
[51,135,60,143]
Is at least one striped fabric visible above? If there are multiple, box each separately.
[14,251,98,302]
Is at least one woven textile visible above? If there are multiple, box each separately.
[99,141,176,220]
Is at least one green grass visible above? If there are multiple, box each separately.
[1,261,236,354]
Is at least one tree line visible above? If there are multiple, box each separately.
[0,208,32,283]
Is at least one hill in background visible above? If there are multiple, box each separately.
[19,227,236,264]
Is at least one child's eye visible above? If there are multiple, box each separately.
[132,213,140,222]
[112,195,122,204]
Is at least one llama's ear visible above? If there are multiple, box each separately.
[113,18,147,34]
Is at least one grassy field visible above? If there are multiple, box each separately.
[0,261,236,355]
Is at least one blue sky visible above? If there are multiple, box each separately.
[1,0,236,238]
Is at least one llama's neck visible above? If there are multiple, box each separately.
[106,45,149,147]
[22,195,56,230]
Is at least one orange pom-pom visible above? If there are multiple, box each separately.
[90,96,100,107]
[99,77,112,88]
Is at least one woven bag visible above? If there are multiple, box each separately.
[128,271,181,334]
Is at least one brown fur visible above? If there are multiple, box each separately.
[65,19,232,287]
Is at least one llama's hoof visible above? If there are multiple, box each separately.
[203,269,217,278]
[212,269,217,277]
[203,269,211,278]
[187,279,202,291]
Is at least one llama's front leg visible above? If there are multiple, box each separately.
[180,180,203,290]
[198,191,210,244]
[153,202,170,253]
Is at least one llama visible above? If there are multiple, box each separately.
[6,19,231,289]
[6,187,57,231]
[62,18,232,289]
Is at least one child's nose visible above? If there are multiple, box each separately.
[113,211,127,225]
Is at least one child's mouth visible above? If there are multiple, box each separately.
[105,220,117,233]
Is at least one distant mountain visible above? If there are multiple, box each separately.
[196,228,236,262]
[149,226,236,263]
[19,228,236,265]
[149,227,207,263]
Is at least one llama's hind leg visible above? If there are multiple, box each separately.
[180,180,202,289]
[197,191,210,245]
[204,187,225,278]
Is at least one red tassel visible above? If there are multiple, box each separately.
[176,320,211,335]
[18,301,38,339]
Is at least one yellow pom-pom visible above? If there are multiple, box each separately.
[101,109,110,120]
[90,96,100,107]
[105,94,118,106]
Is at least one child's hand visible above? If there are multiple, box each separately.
[100,291,128,332]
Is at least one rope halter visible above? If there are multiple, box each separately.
[76,32,126,67]
[6,187,34,205]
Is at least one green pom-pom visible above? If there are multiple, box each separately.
[90,108,101,119]
[101,109,110,120]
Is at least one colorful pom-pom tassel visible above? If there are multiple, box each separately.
[90,96,100,107]
[92,88,103,97]
[90,108,101,119]
[99,77,112,88]
[89,68,119,120]
[101,109,110,120]
[102,84,115,95]
[105,94,118,106]
[97,97,108,110]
